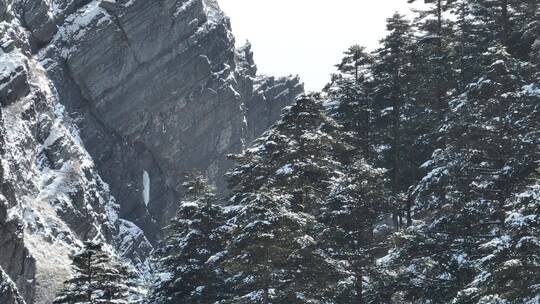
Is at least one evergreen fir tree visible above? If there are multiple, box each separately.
[227,94,349,213]
[319,159,389,303]
[53,241,138,304]
[371,13,424,229]
[453,52,540,304]
[223,94,350,303]
[325,45,375,159]
[466,0,538,56]
[455,167,540,303]
[408,0,457,120]
[222,191,341,303]
[466,0,512,47]
[148,172,228,304]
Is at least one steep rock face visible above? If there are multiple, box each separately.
[1,6,152,303]
[1,0,302,302]
[236,42,304,141]
[1,103,34,304]
[37,0,303,240]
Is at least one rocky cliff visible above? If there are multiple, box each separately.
[0,0,303,303]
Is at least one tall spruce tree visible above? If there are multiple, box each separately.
[53,241,138,304]
[223,94,350,303]
[319,159,389,303]
[371,13,422,229]
[148,172,228,304]
[222,191,341,303]
[325,45,375,159]
[453,52,540,304]
[408,0,457,120]
[227,94,349,212]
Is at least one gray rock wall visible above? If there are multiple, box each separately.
[39,0,303,241]
[0,267,27,304]
[0,48,36,304]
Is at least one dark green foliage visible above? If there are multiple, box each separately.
[223,95,351,303]
[321,2,539,303]
[53,241,139,304]
[370,13,430,229]
[227,94,349,213]
[325,45,375,159]
[319,159,389,303]
[223,192,341,303]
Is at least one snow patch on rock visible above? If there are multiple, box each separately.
[142,170,150,206]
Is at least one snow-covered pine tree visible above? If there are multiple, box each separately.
[371,13,425,229]
[455,166,540,303]
[148,172,228,304]
[227,94,349,214]
[223,94,350,303]
[221,191,291,303]
[378,45,540,303]
[319,159,389,303]
[106,262,142,304]
[452,48,540,304]
[466,0,512,48]
[325,45,375,159]
[466,0,538,58]
[222,191,341,303]
[53,241,138,304]
[447,0,487,90]
[408,0,456,121]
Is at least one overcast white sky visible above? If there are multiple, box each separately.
[218,0,414,91]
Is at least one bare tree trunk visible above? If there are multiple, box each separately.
[356,267,364,304]
[436,0,446,124]
[392,82,401,231]
[364,105,370,158]
[263,246,271,304]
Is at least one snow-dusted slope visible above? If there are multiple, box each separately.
[1,3,152,303]
[1,47,152,304]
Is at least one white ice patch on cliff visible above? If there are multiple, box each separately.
[143,170,150,206]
